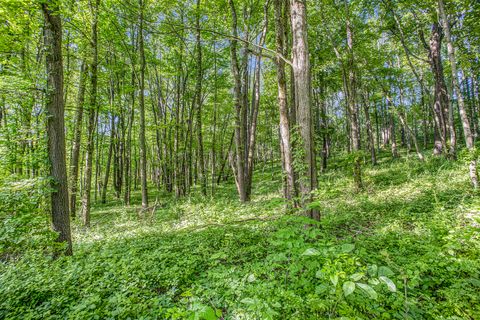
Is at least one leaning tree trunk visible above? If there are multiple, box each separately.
[290,0,318,219]
[438,0,478,187]
[42,0,72,255]
[429,22,455,157]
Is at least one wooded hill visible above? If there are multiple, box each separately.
[0,0,479,318]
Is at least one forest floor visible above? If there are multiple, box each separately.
[1,152,480,319]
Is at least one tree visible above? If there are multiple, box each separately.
[290,0,318,219]
[438,0,478,187]
[274,0,296,202]
[69,60,87,216]
[81,0,100,227]
[41,0,72,255]
[138,0,149,209]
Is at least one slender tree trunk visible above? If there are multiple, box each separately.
[124,68,135,206]
[101,113,115,203]
[195,0,207,196]
[138,0,148,209]
[42,1,72,255]
[362,91,377,165]
[438,0,478,187]
[229,0,247,202]
[81,0,99,227]
[69,60,87,218]
[244,2,268,200]
[211,36,218,195]
[345,4,362,189]
[429,22,454,157]
[274,0,295,202]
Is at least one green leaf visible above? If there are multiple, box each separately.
[240,298,255,305]
[247,274,256,282]
[368,264,378,276]
[378,266,394,277]
[301,248,320,256]
[341,243,355,253]
[342,281,356,296]
[379,276,397,292]
[315,284,329,294]
[350,273,364,281]
[356,283,378,300]
[194,305,219,320]
[330,274,339,287]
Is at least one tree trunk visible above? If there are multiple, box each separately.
[101,112,115,203]
[429,22,454,157]
[69,60,87,218]
[438,0,478,187]
[81,0,99,227]
[195,0,207,196]
[290,0,318,219]
[345,3,362,189]
[138,0,149,209]
[42,1,72,255]
[362,91,377,165]
[274,0,295,202]
[229,0,247,202]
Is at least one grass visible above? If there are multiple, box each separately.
[1,152,479,319]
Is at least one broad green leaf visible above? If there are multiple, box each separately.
[341,243,355,253]
[350,273,364,281]
[379,276,397,292]
[240,298,255,305]
[367,264,378,276]
[378,266,394,277]
[194,305,219,320]
[315,284,329,294]
[301,248,320,256]
[356,283,378,300]
[330,274,339,287]
[343,281,356,296]
[247,274,256,282]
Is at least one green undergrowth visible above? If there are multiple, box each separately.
[1,153,479,319]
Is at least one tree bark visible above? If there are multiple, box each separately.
[69,60,87,218]
[138,0,149,208]
[81,0,100,227]
[42,1,72,255]
[438,0,478,187]
[229,0,247,202]
[361,91,377,165]
[101,112,115,203]
[345,6,362,189]
[195,0,207,196]
[274,0,295,202]
[290,0,318,219]
[429,22,455,157]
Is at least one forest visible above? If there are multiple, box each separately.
[0,0,479,318]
